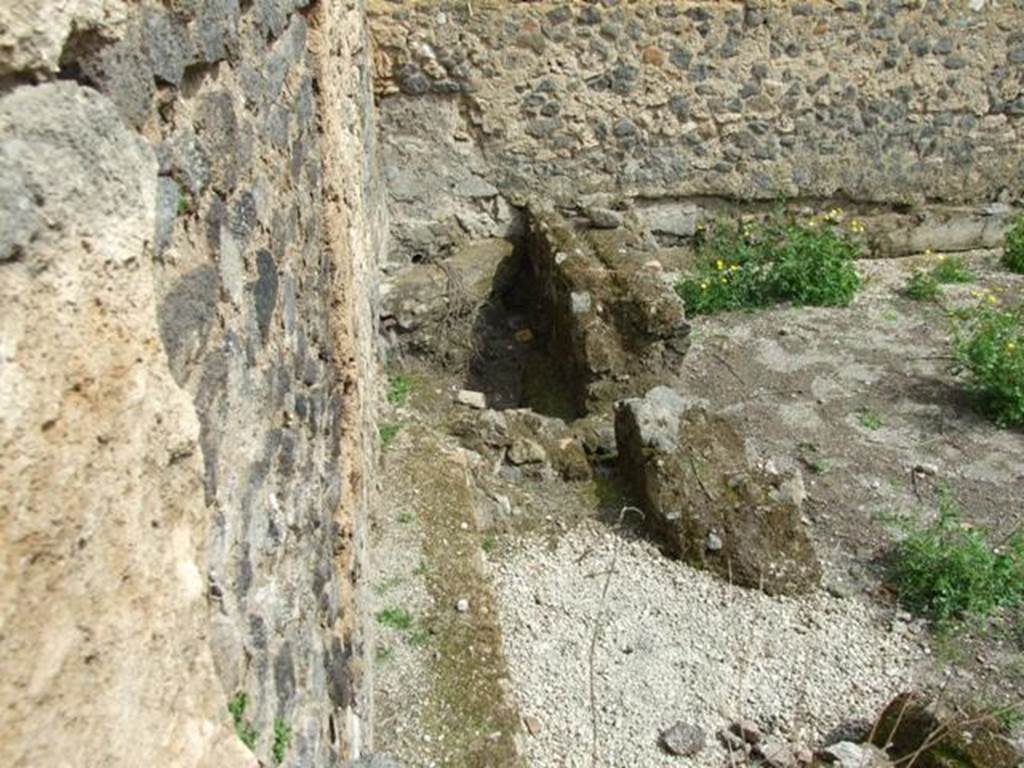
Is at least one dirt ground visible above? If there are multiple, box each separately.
[369,246,1023,767]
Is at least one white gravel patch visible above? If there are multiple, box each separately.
[490,521,927,767]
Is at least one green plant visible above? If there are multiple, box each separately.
[990,703,1023,732]
[797,442,831,474]
[376,606,414,630]
[375,644,394,662]
[412,561,427,577]
[1003,213,1024,273]
[408,626,432,646]
[903,270,939,301]
[953,301,1024,425]
[397,510,415,524]
[227,692,260,750]
[272,718,292,765]
[675,214,861,316]
[931,254,975,284]
[859,409,884,430]
[387,374,413,406]
[889,491,1024,622]
[481,534,497,553]
[379,422,400,446]
[176,191,191,216]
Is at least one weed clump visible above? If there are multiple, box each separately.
[903,271,940,301]
[953,301,1024,426]
[387,374,413,406]
[675,213,862,316]
[1003,213,1024,273]
[272,718,292,765]
[379,422,400,447]
[227,692,260,750]
[931,254,975,284]
[376,606,414,630]
[889,492,1024,622]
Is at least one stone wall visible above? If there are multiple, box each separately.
[369,0,1024,262]
[0,0,382,765]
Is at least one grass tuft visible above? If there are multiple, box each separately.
[227,692,260,750]
[903,271,940,301]
[387,374,413,407]
[931,254,975,284]
[889,490,1024,622]
[376,606,414,630]
[271,718,292,765]
[379,422,400,447]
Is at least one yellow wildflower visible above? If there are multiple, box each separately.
[987,294,998,304]
[700,282,708,290]
[716,259,725,271]
[1007,342,1017,351]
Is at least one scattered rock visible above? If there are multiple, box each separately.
[523,715,542,736]
[455,598,470,613]
[824,741,891,767]
[756,736,799,768]
[659,721,706,756]
[732,719,764,745]
[508,437,547,465]
[584,206,623,229]
[456,389,487,409]
[615,388,821,595]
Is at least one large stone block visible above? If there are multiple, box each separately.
[614,386,820,595]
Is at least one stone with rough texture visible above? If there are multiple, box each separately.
[660,721,706,756]
[526,207,691,413]
[615,388,821,595]
[824,741,892,768]
[1,0,385,763]
[870,692,1021,768]
[370,1,1024,259]
[456,389,487,409]
[0,81,253,768]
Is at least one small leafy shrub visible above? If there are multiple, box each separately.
[889,492,1024,622]
[227,692,260,750]
[376,606,414,630]
[903,271,940,301]
[272,718,292,765]
[930,254,975,284]
[953,301,1024,425]
[676,214,862,316]
[387,374,413,406]
[1003,213,1024,273]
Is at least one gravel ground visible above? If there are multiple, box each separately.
[490,521,929,768]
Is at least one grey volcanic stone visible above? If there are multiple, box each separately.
[159,265,220,383]
[660,722,706,756]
